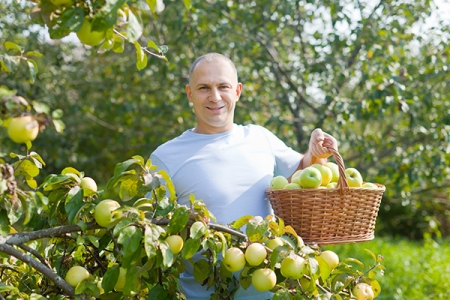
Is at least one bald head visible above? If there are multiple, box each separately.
[188,53,238,84]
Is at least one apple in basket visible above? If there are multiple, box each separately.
[362,182,378,188]
[345,168,363,187]
[270,175,289,190]
[325,162,339,182]
[298,166,322,189]
[311,163,333,186]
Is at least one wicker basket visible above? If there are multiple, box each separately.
[266,148,385,245]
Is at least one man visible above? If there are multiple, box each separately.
[150,53,338,299]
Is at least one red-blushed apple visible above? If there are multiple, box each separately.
[352,282,375,300]
[7,116,39,144]
[251,268,277,292]
[245,243,267,266]
[270,175,289,190]
[298,166,322,188]
[65,266,90,287]
[345,168,363,187]
[280,254,307,279]
[325,162,339,182]
[311,163,333,186]
[223,247,246,272]
[94,200,122,227]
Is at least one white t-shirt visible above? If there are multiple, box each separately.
[150,124,301,299]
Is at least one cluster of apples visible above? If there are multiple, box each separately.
[270,162,380,190]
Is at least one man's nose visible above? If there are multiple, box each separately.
[209,87,221,101]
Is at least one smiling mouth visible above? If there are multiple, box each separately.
[207,106,225,112]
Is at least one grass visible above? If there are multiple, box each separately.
[323,237,450,299]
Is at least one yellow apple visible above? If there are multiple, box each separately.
[245,243,267,266]
[80,176,97,196]
[280,254,307,279]
[270,175,289,190]
[65,266,90,287]
[345,168,363,187]
[114,267,127,291]
[265,237,284,251]
[311,163,333,186]
[326,182,337,188]
[7,116,39,144]
[325,162,340,182]
[352,282,374,300]
[251,268,277,292]
[94,200,121,227]
[223,247,246,272]
[77,18,106,46]
[319,250,339,270]
[166,235,184,254]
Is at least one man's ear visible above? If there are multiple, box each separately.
[236,83,243,99]
[186,84,192,103]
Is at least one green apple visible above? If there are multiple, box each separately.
[7,116,39,144]
[290,170,303,185]
[265,237,284,251]
[223,247,246,272]
[325,162,340,182]
[352,282,374,300]
[280,254,307,279]
[362,182,378,188]
[284,182,301,189]
[270,176,289,190]
[345,168,363,188]
[298,166,322,189]
[311,164,333,186]
[166,235,184,254]
[326,182,337,189]
[319,250,339,270]
[77,18,106,47]
[251,268,277,292]
[65,266,90,287]
[245,243,267,266]
[80,176,97,196]
[114,267,127,291]
[94,200,122,227]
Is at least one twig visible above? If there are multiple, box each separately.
[16,243,52,269]
[0,243,74,297]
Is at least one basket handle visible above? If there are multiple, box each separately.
[327,147,349,194]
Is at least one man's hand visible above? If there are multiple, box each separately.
[308,128,338,159]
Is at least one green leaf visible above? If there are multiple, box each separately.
[193,259,210,283]
[144,224,158,258]
[65,187,84,224]
[315,256,331,281]
[30,151,46,167]
[145,0,157,13]
[190,221,207,239]
[166,206,190,234]
[26,59,38,83]
[147,284,169,299]
[157,169,176,201]
[114,158,140,176]
[112,35,125,53]
[125,9,143,43]
[14,159,39,177]
[246,217,269,242]
[4,41,22,54]
[134,41,148,70]
[52,119,65,133]
[181,238,201,260]
[102,265,120,294]
[182,0,192,9]
[0,283,19,293]
[147,40,160,52]
[61,167,81,176]
[230,215,253,230]
[26,51,44,57]
[51,109,64,119]
[160,242,175,268]
[269,245,290,269]
[120,226,142,259]
[154,197,174,217]
[119,177,139,201]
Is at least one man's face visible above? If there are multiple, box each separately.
[186,59,242,134]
